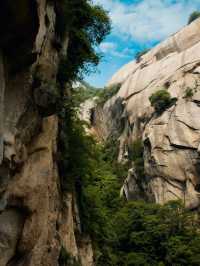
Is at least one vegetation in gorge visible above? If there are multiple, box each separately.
[95,83,122,105]
[59,246,81,266]
[56,1,200,265]
[74,82,122,107]
[113,201,200,266]
[149,89,177,114]
[59,88,200,266]
[56,0,111,84]
[129,139,145,180]
[188,11,200,24]
[72,82,100,106]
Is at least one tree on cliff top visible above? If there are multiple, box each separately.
[188,11,200,24]
[56,0,111,83]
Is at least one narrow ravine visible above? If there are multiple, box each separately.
[0,1,200,266]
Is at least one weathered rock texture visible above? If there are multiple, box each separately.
[0,1,93,265]
[91,18,200,209]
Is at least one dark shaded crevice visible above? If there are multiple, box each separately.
[165,135,197,151]
[7,197,32,216]
[16,103,42,146]
[7,251,32,266]
[90,108,95,126]
[0,0,39,75]
[0,207,27,266]
[169,142,197,151]
[176,117,199,131]
[151,175,184,192]
[5,203,33,265]
[193,100,200,107]
[195,184,200,193]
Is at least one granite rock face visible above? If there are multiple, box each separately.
[91,18,200,209]
[0,1,93,265]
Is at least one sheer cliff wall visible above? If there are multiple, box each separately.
[88,18,200,210]
[0,1,93,266]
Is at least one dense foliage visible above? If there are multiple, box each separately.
[73,82,122,106]
[113,201,200,266]
[58,87,124,227]
[56,2,200,265]
[149,89,177,114]
[183,87,194,99]
[129,139,144,178]
[59,246,81,266]
[71,82,99,106]
[188,11,200,24]
[56,0,111,83]
[95,83,121,105]
[59,89,200,266]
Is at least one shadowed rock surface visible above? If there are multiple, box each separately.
[0,1,94,265]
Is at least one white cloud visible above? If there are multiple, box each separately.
[112,47,135,58]
[99,41,134,58]
[93,0,200,43]
[99,42,117,53]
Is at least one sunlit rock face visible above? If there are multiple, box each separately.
[91,18,200,209]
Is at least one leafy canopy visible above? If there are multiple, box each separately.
[129,139,145,182]
[113,201,200,266]
[183,87,194,99]
[59,88,200,266]
[56,0,111,83]
[95,83,121,105]
[188,11,200,24]
[149,89,177,114]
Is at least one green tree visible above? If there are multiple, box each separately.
[59,89,200,266]
[56,0,111,84]
[113,201,200,266]
[95,83,121,105]
[183,87,194,99]
[129,139,144,179]
[149,89,177,114]
[55,1,200,258]
[188,11,200,24]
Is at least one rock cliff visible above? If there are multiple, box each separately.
[0,1,93,265]
[2,1,200,265]
[90,18,200,210]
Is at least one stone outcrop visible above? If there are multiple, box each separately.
[2,1,200,264]
[90,18,200,209]
[0,1,93,265]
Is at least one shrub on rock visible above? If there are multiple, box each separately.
[149,89,177,114]
[188,11,200,24]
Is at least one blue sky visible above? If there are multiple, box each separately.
[85,0,200,88]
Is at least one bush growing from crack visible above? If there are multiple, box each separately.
[129,139,145,180]
[149,89,177,114]
[183,88,194,99]
[188,11,200,24]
